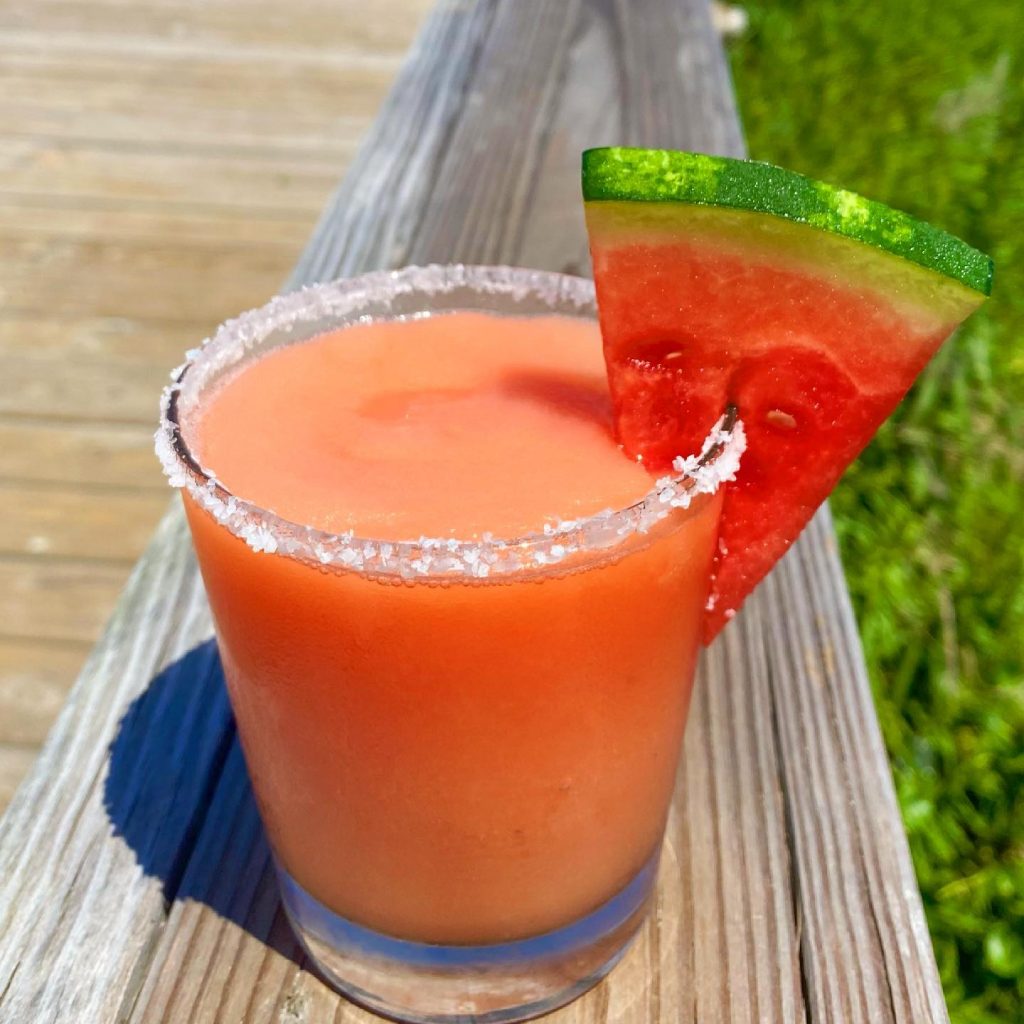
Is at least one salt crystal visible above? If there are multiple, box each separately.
[247,525,278,554]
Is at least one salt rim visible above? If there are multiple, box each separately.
[155,264,746,581]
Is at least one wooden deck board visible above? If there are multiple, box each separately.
[0,640,89,745]
[0,1,949,1022]
[0,313,215,362]
[0,744,40,816]
[0,557,140,644]
[0,0,431,805]
[0,484,169,562]
[1,353,180,423]
[0,140,348,215]
[0,422,164,491]
[1,0,429,55]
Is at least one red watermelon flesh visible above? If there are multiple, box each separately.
[588,215,984,642]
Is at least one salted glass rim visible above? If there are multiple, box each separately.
[155,264,746,580]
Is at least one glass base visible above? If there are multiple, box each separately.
[277,852,659,1023]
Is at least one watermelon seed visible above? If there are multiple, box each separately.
[766,409,797,429]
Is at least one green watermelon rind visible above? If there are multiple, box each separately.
[582,148,993,297]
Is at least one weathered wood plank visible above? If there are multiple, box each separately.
[125,744,333,1023]
[0,640,88,746]
[286,3,499,286]
[763,509,950,1023]
[0,557,130,644]
[676,612,805,1022]
[0,745,40,817]
[0,421,164,490]
[1,233,291,323]
[0,203,311,254]
[0,353,170,424]
[0,313,215,364]
[0,106,358,161]
[0,139,344,216]
[0,63,396,125]
[0,484,167,562]
[0,0,431,175]
[0,0,431,58]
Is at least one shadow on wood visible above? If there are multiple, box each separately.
[103,640,304,967]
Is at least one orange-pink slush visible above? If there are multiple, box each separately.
[183,312,721,943]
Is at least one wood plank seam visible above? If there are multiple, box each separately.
[0,31,410,70]
[0,410,164,429]
[771,577,866,1021]
[763,611,822,1024]
[2,192,327,226]
[0,478,166,496]
[794,527,911,1021]
[0,634,95,651]
[723,623,801,1023]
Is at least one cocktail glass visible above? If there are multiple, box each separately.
[156,265,743,1024]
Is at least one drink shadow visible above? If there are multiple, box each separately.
[103,639,305,967]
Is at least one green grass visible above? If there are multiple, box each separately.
[725,3,1024,1020]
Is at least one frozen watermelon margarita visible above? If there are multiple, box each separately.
[156,149,991,1023]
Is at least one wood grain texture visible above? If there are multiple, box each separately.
[0,203,313,248]
[0,313,211,363]
[0,557,131,644]
[0,0,427,58]
[0,139,345,214]
[0,640,89,745]
[0,1,949,1022]
[0,422,164,491]
[0,354,169,424]
[2,232,296,323]
[762,510,950,1023]
[0,744,41,812]
[0,484,168,561]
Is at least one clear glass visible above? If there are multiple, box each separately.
[157,265,743,1023]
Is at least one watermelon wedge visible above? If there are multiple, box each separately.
[582,147,992,642]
